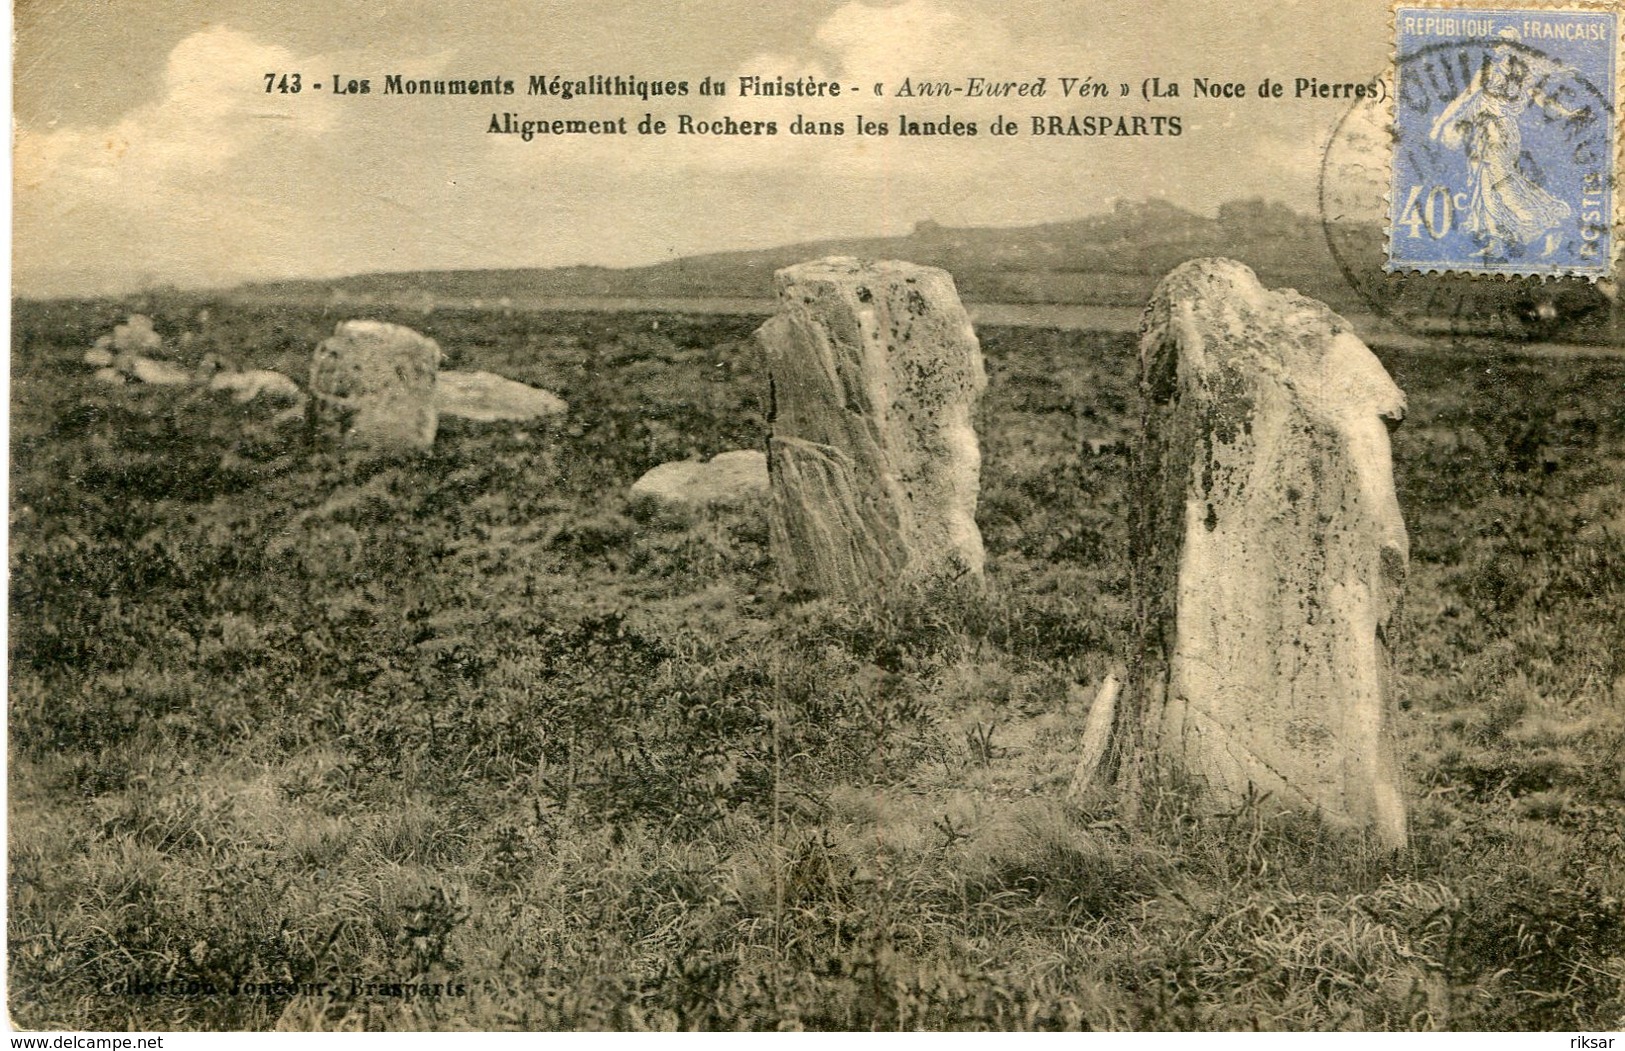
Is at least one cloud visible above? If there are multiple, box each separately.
[12,2,1380,294]
[814,0,1017,81]
[498,0,1043,182]
[15,26,339,289]
[17,27,329,190]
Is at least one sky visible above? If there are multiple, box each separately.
[12,0,1395,297]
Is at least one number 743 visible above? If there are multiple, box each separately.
[264,73,302,93]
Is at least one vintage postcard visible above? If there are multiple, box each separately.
[9,0,1624,1037]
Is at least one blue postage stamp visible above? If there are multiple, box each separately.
[1389,4,1619,278]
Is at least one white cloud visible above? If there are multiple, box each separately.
[505,0,1040,180]
[17,27,329,190]
[11,3,1375,293]
[14,27,340,290]
[814,0,1016,82]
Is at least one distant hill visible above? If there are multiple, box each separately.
[231,198,1618,342]
[235,199,1356,309]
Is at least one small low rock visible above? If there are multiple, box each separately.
[123,356,193,386]
[631,450,769,507]
[84,345,115,367]
[436,370,568,423]
[92,367,126,386]
[209,369,303,403]
[111,315,164,355]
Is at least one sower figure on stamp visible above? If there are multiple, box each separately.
[1429,28,1583,260]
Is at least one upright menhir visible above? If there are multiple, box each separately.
[1118,258,1411,848]
[755,257,987,601]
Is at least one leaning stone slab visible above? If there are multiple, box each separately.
[436,370,568,423]
[309,321,441,450]
[1122,258,1409,847]
[630,450,769,507]
[756,257,986,600]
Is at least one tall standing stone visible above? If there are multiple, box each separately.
[1117,258,1409,847]
[756,258,986,600]
[309,321,441,451]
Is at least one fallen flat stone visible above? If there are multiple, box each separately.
[756,257,986,600]
[309,320,441,450]
[1118,258,1409,847]
[436,370,568,422]
[209,369,303,403]
[123,355,194,386]
[630,450,769,507]
[91,367,126,386]
[84,345,115,367]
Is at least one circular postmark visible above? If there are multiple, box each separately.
[1320,27,1618,343]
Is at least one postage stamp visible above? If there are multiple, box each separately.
[1388,3,1619,278]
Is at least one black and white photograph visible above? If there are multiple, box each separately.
[8,0,1625,1034]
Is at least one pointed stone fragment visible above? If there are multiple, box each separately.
[756,257,986,600]
[1123,258,1409,847]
